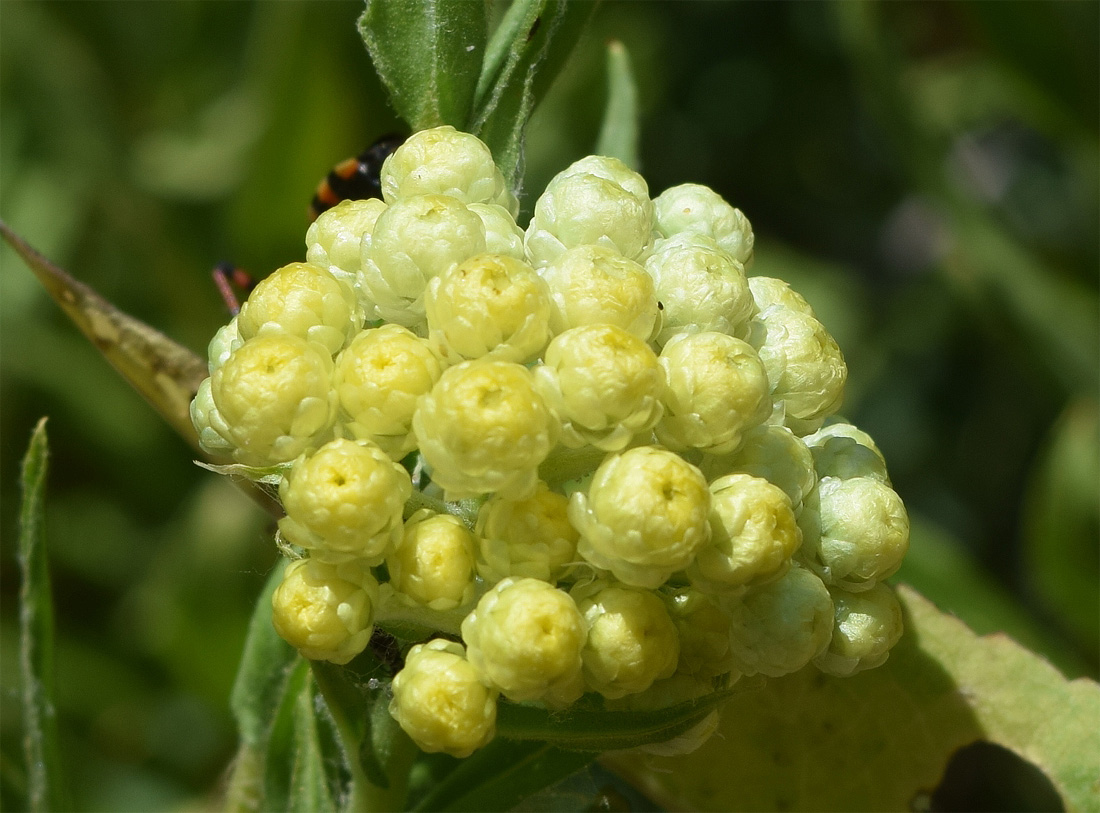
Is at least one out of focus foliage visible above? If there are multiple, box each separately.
[1,2,1096,810]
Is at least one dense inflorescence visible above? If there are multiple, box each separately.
[191,125,910,758]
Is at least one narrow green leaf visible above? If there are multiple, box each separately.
[411,739,595,813]
[289,675,338,813]
[1,220,209,453]
[605,586,1100,811]
[258,659,310,813]
[358,0,488,130]
[594,40,639,169]
[471,0,600,187]
[18,419,71,813]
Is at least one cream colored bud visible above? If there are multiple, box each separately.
[425,253,552,362]
[572,580,679,699]
[206,317,242,373]
[700,423,817,514]
[271,558,378,665]
[814,583,904,677]
[538,244,661,341]
[534,324,664,451]
[388,510,478,611]
[333,324,446,460]
[305,198,388,285]
[653,183,754,267]
[748,276,814,316]
[191,377,235,457]
[237,262,362,356]
[689,474,801,591]
[469,203,525,259]
[475,482,579,585]
[413,359,558,500]
[461,578,587,708]
[803,421,891,484]
[389,639,497,757]
[569,446,711,588]
[645,233,756,347]
[656,332,771,454]
[209,333,337,466]
[664,587,736,678]
[278,438,412,564]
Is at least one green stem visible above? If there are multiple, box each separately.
[404,490,480,530]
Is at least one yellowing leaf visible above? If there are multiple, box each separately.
[605,586,1100,811]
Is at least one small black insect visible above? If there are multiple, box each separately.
[308,133,406,221]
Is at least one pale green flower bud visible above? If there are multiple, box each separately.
[538,245,661,341]
[388,510,478,611]
[656,332,771,455]
[238,262,362,356]
[525,160,655,266]
[333,324,446,460]
[278,438,412,565]
[475,482,579,585]
[814,582,904,677]
[413,359,558,500]
[191,377,235,457]
[425,253,551,363]
[469,203,525,259]
[380,125,517,215]
[751,305,847,436]
[389,639,497,758]
[534,324,664,451]
[797,476,909,591]
[570,446,711,588]
[726,563,833,677]
[748,275,814,316]
[208,334,337,466]
[359,194,487,327]
[700,423,817,514]
[803,421,891,484]
[207,316,242,373]
[461,577,587,708]
[664,587,736,678]
[645,233,755,347]
[689,474,801,592]
[271,558,378,665]
[305,198,388,285]
[572,580,679,699]
[653,183,754,267]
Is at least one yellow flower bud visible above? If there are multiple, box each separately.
[388,510,478,611]
[305,198,388,285]
[475,482,579,585]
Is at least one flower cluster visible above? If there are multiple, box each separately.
[191,126,909,758]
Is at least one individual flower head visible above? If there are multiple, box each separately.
[191,377,235,458]
[387,509,478,611]
[525,156,655,267]
[803,421,891,484]
[653,182,754,268]
[380,125,517,215]
[206,333,337,466]
[425,253,552,363]
[750,304,847,436]
[305,197,388,285]
[747,275,814,316]
[271,558,378,665]
[206,316,242,373]
[461,577,587,709]
[572,580,680,699]
[389,639,498,758]
[413,359,558,500]
[700,423,818,515]
[277,437,412,565]
[814,582,904,677]
[468,203,525,259]
[237,261,362,356]
[663,586,736,678]
[569,445,711,589]
[333,323,446,460]
[359,193,487,328]
[475,481,579,585]
[534,324,664,452]
[538,244,661,341]
[645,233,756,347]
[797,476,909,592]
[688,473,802,592]
[726,563,834,677]
[656,331,771,455]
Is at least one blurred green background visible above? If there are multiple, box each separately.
[1,1,1096,810]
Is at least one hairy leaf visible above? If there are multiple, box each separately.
[18,419,71,813]
[594,40,639,170]
[290,675,338,813]
[358,0,488,130]
[605,585,1100,811]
